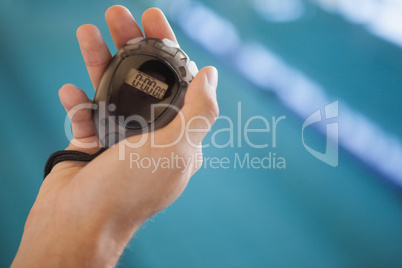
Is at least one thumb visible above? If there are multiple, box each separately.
[168,66,219,146]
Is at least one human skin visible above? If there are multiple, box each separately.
[11,5,219,268]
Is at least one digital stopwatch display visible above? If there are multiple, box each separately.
[125,69,168,100]
[93,38,198,147]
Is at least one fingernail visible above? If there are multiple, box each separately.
[206,67,218,90]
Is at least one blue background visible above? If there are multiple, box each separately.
[1,0,402,267]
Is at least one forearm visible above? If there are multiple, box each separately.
[11,207,142,268]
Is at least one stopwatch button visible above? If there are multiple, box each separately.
[127,37,144,45]
[162,38,180,48]
[188,61,198,77]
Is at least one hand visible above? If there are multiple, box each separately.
[12,5,218,268]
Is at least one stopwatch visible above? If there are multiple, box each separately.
[93,37,198,147]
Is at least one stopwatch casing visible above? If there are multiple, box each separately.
[93,38,198,147]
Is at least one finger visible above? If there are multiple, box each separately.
[59,84,96,140]
[142,8,177,42]
[169,67,219,146]
[77,24,112,90]
[105,5,144,50]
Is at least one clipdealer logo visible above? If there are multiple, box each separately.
[64,101,339,171]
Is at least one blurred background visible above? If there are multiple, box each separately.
[1,0,402,267]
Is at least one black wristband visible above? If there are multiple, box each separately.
[44,148,107,179]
